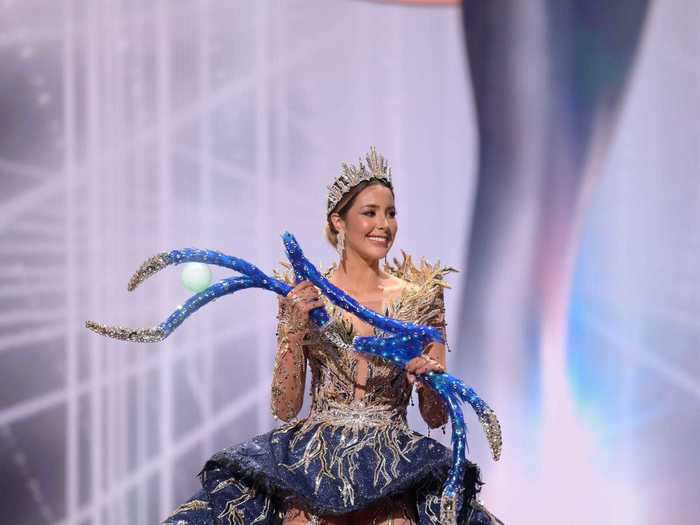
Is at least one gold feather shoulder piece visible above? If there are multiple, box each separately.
[383,250,459,330]
[271,260,296,287]
[383,250,458,291]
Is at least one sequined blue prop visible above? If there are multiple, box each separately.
[85,232,502,522]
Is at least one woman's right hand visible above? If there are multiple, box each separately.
[283,280,324,333]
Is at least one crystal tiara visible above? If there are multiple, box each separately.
[326,146,393,214]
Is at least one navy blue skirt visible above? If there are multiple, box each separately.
[163,419,502,524]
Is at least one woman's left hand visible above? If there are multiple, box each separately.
[405,355,444,389]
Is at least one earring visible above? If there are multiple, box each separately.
[336,230,345,260]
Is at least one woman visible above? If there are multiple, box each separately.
[163,148,501,524]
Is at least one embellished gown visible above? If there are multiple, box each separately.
[163,254,503,525]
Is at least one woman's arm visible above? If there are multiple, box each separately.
[418,287,449,428]
[417,341,449,428]
[271,296,307,422]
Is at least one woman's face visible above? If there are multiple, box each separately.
[334,184,397,262]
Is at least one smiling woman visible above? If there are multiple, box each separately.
[161,148,503,525]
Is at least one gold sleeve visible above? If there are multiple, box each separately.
[270,295,307,422]
[418,285,449,429]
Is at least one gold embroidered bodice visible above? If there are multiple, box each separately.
[271,252,456,427]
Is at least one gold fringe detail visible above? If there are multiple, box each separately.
[164,499,211,521]
[423,493,442,525]
[275,402,423,507]
[216,480,272,525]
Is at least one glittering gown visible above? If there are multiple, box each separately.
[163,254,503,525]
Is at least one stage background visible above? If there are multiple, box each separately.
[0,1,697,524]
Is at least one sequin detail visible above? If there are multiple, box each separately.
[127,252,171,291]
[84,320,165,343]
[480,410,503,462]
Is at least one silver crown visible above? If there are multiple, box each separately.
[326,146,393,214]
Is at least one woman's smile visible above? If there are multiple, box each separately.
[367,234,389,246]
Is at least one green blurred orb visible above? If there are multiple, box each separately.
[181,262,212,293]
